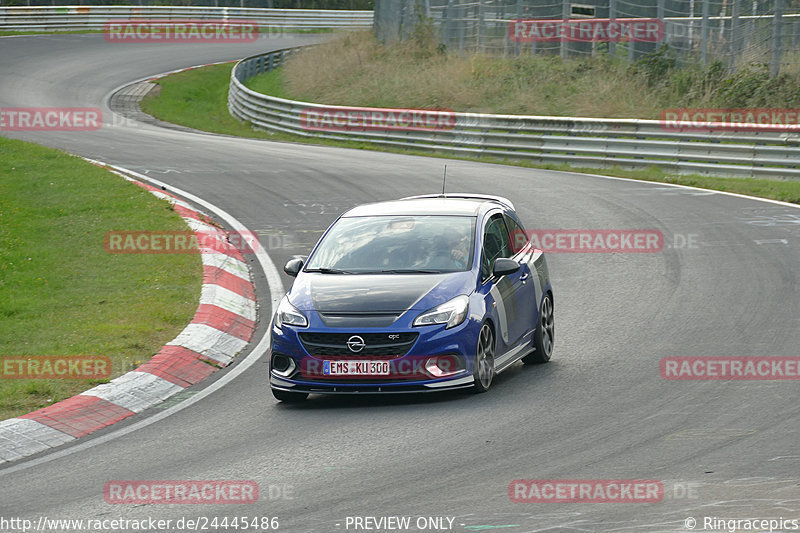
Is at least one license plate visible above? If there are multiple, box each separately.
[323,360,391,376]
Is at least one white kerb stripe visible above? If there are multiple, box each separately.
[81,372,185,413]
[0,418,74,463]
[184,217,222,234]
[148,190,194,210]
[167,323,249,367]
[199,284,257,320]
[202,252,250,282]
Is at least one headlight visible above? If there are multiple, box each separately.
[413,295,469,329]
[275,297,308,328]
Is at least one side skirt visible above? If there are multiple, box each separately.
[494,335,534,373]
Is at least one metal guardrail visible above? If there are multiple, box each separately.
[0,6,373,31]
[228,48,800,180]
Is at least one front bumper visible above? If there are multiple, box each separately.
[269,372,475,394]
[269,314,480,395]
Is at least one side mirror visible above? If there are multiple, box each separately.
[493,258,520,277]
[283,258,304,277]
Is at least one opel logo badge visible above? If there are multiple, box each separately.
[346,335,365,353]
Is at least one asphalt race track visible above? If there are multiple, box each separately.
[1,33,799,532]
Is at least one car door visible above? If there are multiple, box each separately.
[504,213,537,339]
[480,212,530,349]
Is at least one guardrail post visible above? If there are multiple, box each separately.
[729,0,740,70]
[654,0,664,59]
[701,0,710,67]
[608,0,616,57]
[398,0,407,40]
[456,0,464,51]
[441,0,454,49]
[560,0,569,59]
[514,0,522,56]
[501,0,508,57]
[477,0,485,53]
[770,0,784,77]
[268,53,275,72]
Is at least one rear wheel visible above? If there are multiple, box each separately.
[473,323,495,393]
[271,388,308,403]
[523,293,554,365]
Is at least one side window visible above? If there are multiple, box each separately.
[504,214,528,254]
[481,214,511,281]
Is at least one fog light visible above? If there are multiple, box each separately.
[271,353,296,377]
[424,355,462,378]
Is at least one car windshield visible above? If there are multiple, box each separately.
[305,215,476,273]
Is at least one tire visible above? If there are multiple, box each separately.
[472,323,496,393]
[271,388,309,403]
[523,293,554,365]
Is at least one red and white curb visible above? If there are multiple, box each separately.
[0,174,258,465]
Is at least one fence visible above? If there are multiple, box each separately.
[374,0,800,76]
[0,5,373,31]
[0,0,372,8]
[228,47,800,180]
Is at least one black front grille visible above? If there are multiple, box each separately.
[298,332,418,357]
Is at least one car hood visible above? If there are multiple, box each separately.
[288,272,475,314]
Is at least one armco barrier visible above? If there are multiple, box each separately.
[228,48,800,180]
[0,6,372,32]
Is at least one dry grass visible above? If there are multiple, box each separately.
[277,30,800,117]
[283,31,669,118]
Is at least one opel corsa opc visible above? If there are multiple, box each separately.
[269,194,554,401]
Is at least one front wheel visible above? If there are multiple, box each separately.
[523,293,554,365]
[473,323,496,393]
[271,388,308,403]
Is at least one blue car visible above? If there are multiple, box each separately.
[269,194,554,402]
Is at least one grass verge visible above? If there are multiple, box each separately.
[0,136,200,420]
[0,28,332,37]
[139,52,800,205]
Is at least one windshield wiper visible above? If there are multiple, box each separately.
[304,267,354,274]
[380,269,444,274]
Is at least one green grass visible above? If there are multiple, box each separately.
[142,63,278,138]
[140,62,800,205]
[0,30,103,36]
[0,137,201,420]
[245,66,292,100]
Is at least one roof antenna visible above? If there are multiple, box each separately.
[441,165,447,197]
